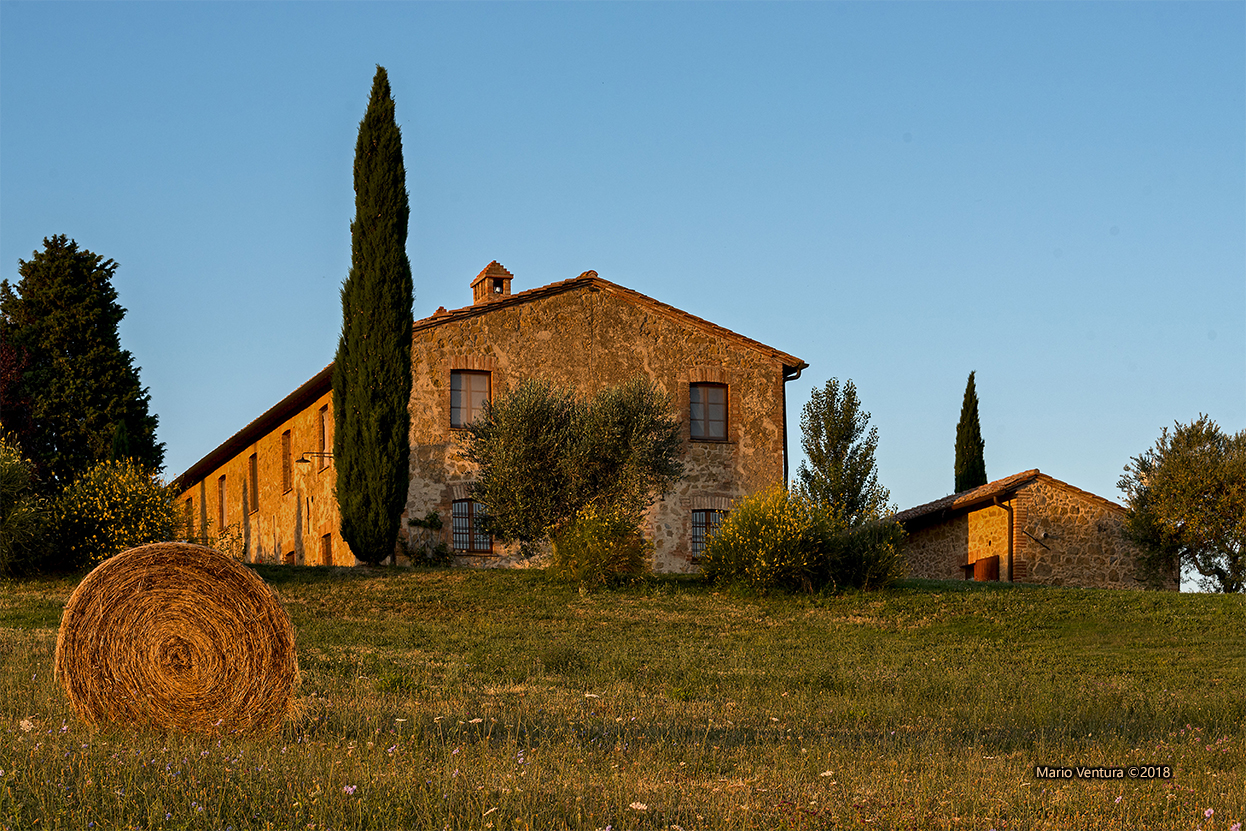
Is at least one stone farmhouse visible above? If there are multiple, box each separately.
[174,263,807,573]
[894,469,1178,590]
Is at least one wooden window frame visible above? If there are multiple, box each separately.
[248,453,259,513]
[452,499,493,554]
[217,475,226,530]
[450,370,491,429]
[689,383,729,442]
[318,405,330,469]
[281,430,293,493]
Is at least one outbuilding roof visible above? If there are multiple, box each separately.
[893,469,1126,527]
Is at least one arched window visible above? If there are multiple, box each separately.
[452,499,493,554]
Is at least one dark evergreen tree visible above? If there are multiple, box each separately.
[954,371,987,493]
[795,377,891,528]
[0,236,163,490]
[332,66,414,565]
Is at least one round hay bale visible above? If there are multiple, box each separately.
[55,542,298,733]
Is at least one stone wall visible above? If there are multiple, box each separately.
[903,515,969,580]
[178,390,351,566]
[403,280,792,573]
[1014,478,1173,590]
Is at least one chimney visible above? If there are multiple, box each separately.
[471,261,513,305]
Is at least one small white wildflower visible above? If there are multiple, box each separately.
[469,718,483,724]
[19,719,33,733]
[629,802,648,811]
[585,693,600,699]
[819,770,834,777]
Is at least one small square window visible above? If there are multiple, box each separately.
[690,383,727,440]
[451,371,490,428]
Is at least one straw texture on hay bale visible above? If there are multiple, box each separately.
[55,542,298,733]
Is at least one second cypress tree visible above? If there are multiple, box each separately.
[954,371,987,493]
[333,67,414,565]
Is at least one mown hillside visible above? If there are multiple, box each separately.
[1,569,1242,830]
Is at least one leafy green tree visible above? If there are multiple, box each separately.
[0,433,49,575]
[796,377,891,528]
[464,378,684,557]
[333,66,414,565]
[0,236,163,491]
[954,371,987,493]
[1118,415,1245,593]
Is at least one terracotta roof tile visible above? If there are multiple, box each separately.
[893,469,1125,526]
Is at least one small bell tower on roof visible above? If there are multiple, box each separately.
[471,261,513,305]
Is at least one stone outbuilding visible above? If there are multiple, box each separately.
[174,263,807,573]
[894,470,1178,590]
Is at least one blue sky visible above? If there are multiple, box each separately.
[2,1,1243,517]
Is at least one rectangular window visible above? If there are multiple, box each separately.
[248,453,259,513]
[281,430,292,492]
[452,499,493,553]
[217,475,227,530]
[691,509,727,560]
[690,383,728,440]
[320,533,332,566]
[318,405,330,468]
[450,370,490,428]
[184,498,194,537]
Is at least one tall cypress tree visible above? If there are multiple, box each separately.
[954,371,987,493]
[0,235,163,491]
[332,66,414,565]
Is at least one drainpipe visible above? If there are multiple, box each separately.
[994,495,1013,582]
[781,364,804,486]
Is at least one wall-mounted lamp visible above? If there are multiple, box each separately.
[295,452,334,465]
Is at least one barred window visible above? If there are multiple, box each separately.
[691,509,728,559]
[452,499,493,553]
[690,383,727,440]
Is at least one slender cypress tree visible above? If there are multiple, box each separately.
[332,67,414,564]
[954,371,987,493]
[0,236,163,491]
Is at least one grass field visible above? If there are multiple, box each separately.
[1,567,1243,830]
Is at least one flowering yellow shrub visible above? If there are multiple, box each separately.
[549,504,652,589]
[702,483,906,593]
[700,483,827,592]
[53,459,180,568]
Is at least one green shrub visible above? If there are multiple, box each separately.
[826,519,907,591]
[0,434,49,575]
[701,483,906,593]
[51,459,180,569]
[548,505,652,589]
